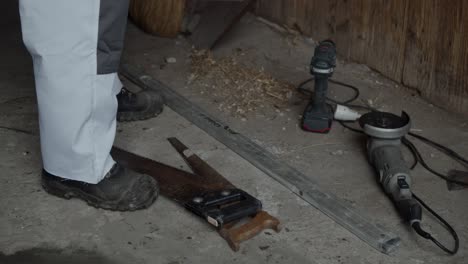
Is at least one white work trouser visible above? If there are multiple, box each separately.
[19,0,130,183]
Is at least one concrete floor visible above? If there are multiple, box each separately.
[1,2,467,263]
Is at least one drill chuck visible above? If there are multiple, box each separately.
[310,40,336,76]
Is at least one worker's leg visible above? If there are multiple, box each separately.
[20,0,162,211]
[19,0,129,184]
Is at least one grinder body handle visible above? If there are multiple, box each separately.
[369,141,422,223]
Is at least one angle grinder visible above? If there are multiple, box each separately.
[359,111,426,234]
[302,40,336,133]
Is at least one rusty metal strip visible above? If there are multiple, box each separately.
[120,64,401,254]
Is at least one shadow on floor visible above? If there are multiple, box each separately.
[0,247,118,264]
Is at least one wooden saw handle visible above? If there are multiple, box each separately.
[218,211,281,252]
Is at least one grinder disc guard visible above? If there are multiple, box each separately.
[359,111,411,139]
[359,111,409,129]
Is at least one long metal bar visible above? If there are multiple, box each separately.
[120,64,401,254]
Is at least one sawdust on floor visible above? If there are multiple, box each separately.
[188,49,297,117]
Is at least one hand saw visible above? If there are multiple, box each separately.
[111,138,280,251]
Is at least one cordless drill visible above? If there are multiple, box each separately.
[302,40,337,133]
[359,111,423,229]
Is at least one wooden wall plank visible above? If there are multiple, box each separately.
[256,0,336,40]
[347,0,408,81]
[257,0,408,83]
[256,0,468,115]
[402,0,468,114]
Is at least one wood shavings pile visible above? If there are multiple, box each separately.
[188,49,295,117]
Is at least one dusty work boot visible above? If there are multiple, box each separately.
[117,88,164,122]
[41,163,159,211]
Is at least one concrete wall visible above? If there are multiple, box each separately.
[256,0,468,116]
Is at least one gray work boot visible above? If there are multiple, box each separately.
[42,163,159,211]
[117,88,164,122]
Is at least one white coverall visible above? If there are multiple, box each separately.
[19,0,130,184]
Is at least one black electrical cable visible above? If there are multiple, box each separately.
[409,132,468,166]
[402,139,419,169]
[402,137,468,186]
[329,78,360,104]
[412,193,459,255]
[297,76,377,111]
[296,77,314,94]
[298,77,360,103]
[337,121,363,134]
